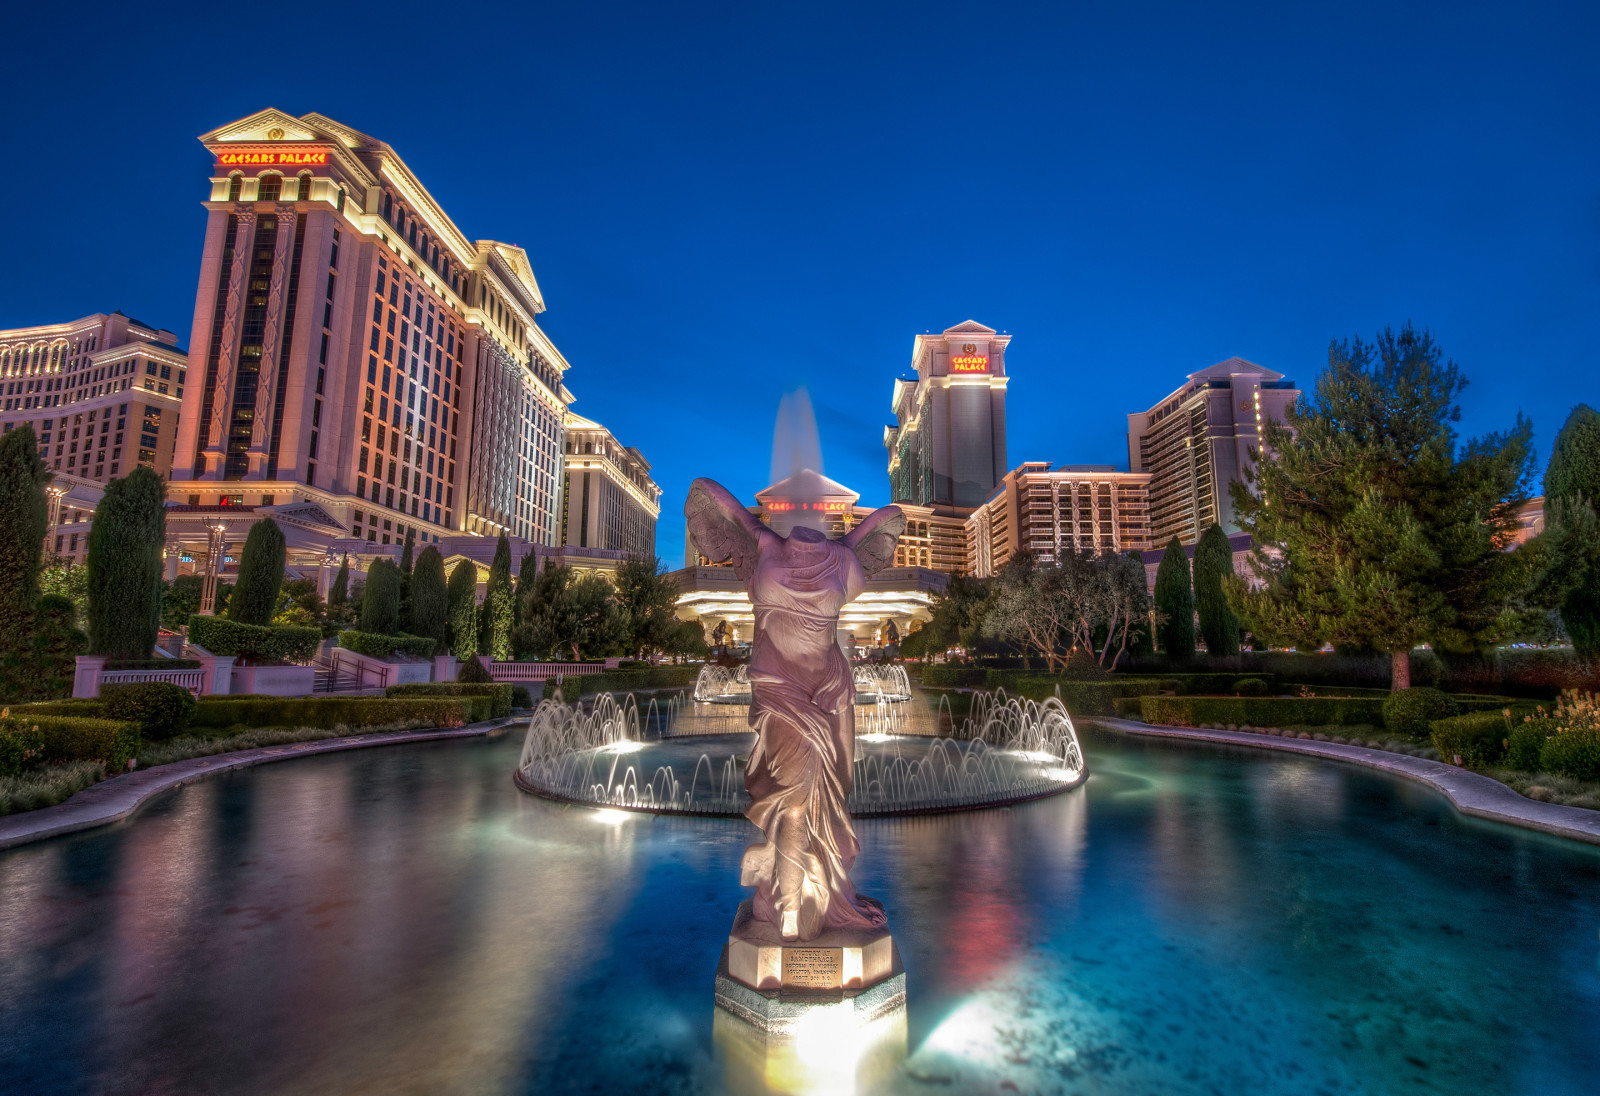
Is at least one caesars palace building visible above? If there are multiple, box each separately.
[0,109,658,589]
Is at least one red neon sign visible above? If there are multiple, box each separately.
[216,148,329,167]
[766,501,849,513]
[950,355,989,372]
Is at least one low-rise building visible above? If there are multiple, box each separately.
[560,411,660,559]
[966,462,1153,578]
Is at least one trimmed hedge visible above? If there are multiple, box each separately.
[1140,695,1387,727]
[187,695,476,731]
[921,665,987,688]
[1539,727,1600,782]
[541,664,701,699]
[105,658,202,671]
[1384,688,1460,737]
[386,682,512,720]
[100,682,195,741]
[0,715,140,773]
[1429,712,1508,768]
[338,630,437,660]
[1233,678,1270,697]
[1113,697,1146,719]
[511,686,532,709]
[1508,718,1560,771]
[189,616,321,664]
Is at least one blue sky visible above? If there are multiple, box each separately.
[2,1,1595,566]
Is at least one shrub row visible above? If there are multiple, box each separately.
[188,695,476,731]
[542,664,701,699]
[386,683,513,720]
[1428,712,1600,780]
[190,616,321,663]
[1139,695,1388,728]
[0,715,141,775]
[337,630,438,660]
[105,658,202,671]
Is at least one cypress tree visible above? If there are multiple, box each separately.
[448,559,479,659]
[227,517,286,625]
[514,549,539,631]
[328,554,350,608]
[1544,404,1600,661]
[86,466,166,659]
[359,558,401,635]
[1153,535,1195,659]
[411,546,449,654]
[481,534,513,661]
[397,532,415,631]
[0,425,49,656]
[1192,524,1241,657]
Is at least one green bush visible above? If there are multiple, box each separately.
[337,630,437,659]
[552,664,702,698]
[0,722,44,776]
[511,686,532,709]
[1507,717,1560,771]
[1539,726,1600,782]
[100,682,195,741]
[1383,687,1460,737]
[922,665,986,688]
[1113,697,1146,719]
[188,695,475,731]
[105,658,202,671]
[1429,711,1509,768]
[227,518,286,625]
[1140,695,1387,728]
[386,682,512,719]
[457,654,494,683]
[1233,677,1270,696]
[0,714,140,770]
[190,616,321,663]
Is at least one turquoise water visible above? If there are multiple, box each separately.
[1,725,1597,1095]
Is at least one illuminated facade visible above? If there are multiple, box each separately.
[1126,357,1297,545]
[560,411,661,558]
[169,109,573,551]
[966,463,1153,578]
[885,320,1009,509]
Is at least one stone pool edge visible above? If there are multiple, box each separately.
[0,718,519,851]
[1083,716,1600,847]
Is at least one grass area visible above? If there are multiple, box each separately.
[0,720,445,817]
[1482,769,1600,810]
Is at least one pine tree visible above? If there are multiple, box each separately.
[447,559,479,659]
[480,534,513,661]
[397,532,415,632]
[1153,535,1195,659]
[226,518,286,625]
[1543,404,1600,661]
[0,425,49,658]
[86,466,166,659]
[1192,524,1241,657]
[328,555,350,608]
[1230,325,1532,688]
[359,558,401,635]
[410,546,449,655]
[614,555,680,659]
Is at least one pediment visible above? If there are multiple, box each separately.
[258,500,346,533]
[201,109,323,145]
[943,319,997,335]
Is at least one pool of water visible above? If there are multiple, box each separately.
[2,724,1598,1095]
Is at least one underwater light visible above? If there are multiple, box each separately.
[602,740,645,753]
[590,809,630,824]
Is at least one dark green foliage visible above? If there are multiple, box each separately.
[0,425,49,656]
[514,550,539,631]
[328,555,350,608]
[1383,686,1460,737]
[39,558,89,628]
[359,559,401,635]
[1153,536,1195,658]
[541,664,701,698]
[1508,717,1559,770]
[17,594,86,702]
[1140,695,1388,727]
[516,564,624,662]
[410,547,449,655]
[1230,325,1534,688]
[163,575,231,628]
[481,535,513,660]
[511,685,532,708]
[99,682,196,741]
[1193,524,1240,657]
[457,654,494,683]
[913,575,994,657]
[1542,405,1600,661]
[920,665,986,688]
[1233,677,1270,697]
[1428,711,1509,767]
[188,616,321,663]
[336,629,436,659]
[386,682,512,719]
[0,714,140,771]
[1544,404,1600,503]
[1539,727,1600,781]
[447,561,479,659]
[614,556,682,659]
[227,518,286,625]
[186,695,475,731]
[86,466,166,659]
[397,534,414,631]
[1158,678,1185,694]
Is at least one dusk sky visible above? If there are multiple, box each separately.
[3,1,1595,565]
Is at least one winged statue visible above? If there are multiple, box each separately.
[684,477,905,942]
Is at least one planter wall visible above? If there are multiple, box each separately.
[230,664,317,698]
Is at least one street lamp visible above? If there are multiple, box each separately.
[199,520,229,616]
[44,485,65,559]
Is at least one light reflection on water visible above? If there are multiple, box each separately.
[0,725,1597,1094]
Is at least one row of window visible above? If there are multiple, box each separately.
[226,172,314,203]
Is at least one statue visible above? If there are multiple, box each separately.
[685,477,904,942]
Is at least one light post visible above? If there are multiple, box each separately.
[45,485,65,559]
[199,520,229,616]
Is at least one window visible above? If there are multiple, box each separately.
[227,174,242,201]
[257,174,281,201]
[297,172,312,201]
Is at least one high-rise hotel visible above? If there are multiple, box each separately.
[885,320,1009,510]
[169,109,572,548]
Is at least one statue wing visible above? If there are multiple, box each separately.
[685,478,765,583]
[844,504,906,577]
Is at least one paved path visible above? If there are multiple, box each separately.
[0,719,518,851]
[1086,716,1600,847]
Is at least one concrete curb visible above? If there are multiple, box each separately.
[1084,717,1600,847]
[0,718,518,852]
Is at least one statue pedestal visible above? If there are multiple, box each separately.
[714,902,907,1092]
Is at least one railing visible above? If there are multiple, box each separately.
[487,662,610,682]
[329,649,392,689]
[99,668,207,697]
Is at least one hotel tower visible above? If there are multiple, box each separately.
[885,320,1009,510]
[170,109,572,549]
